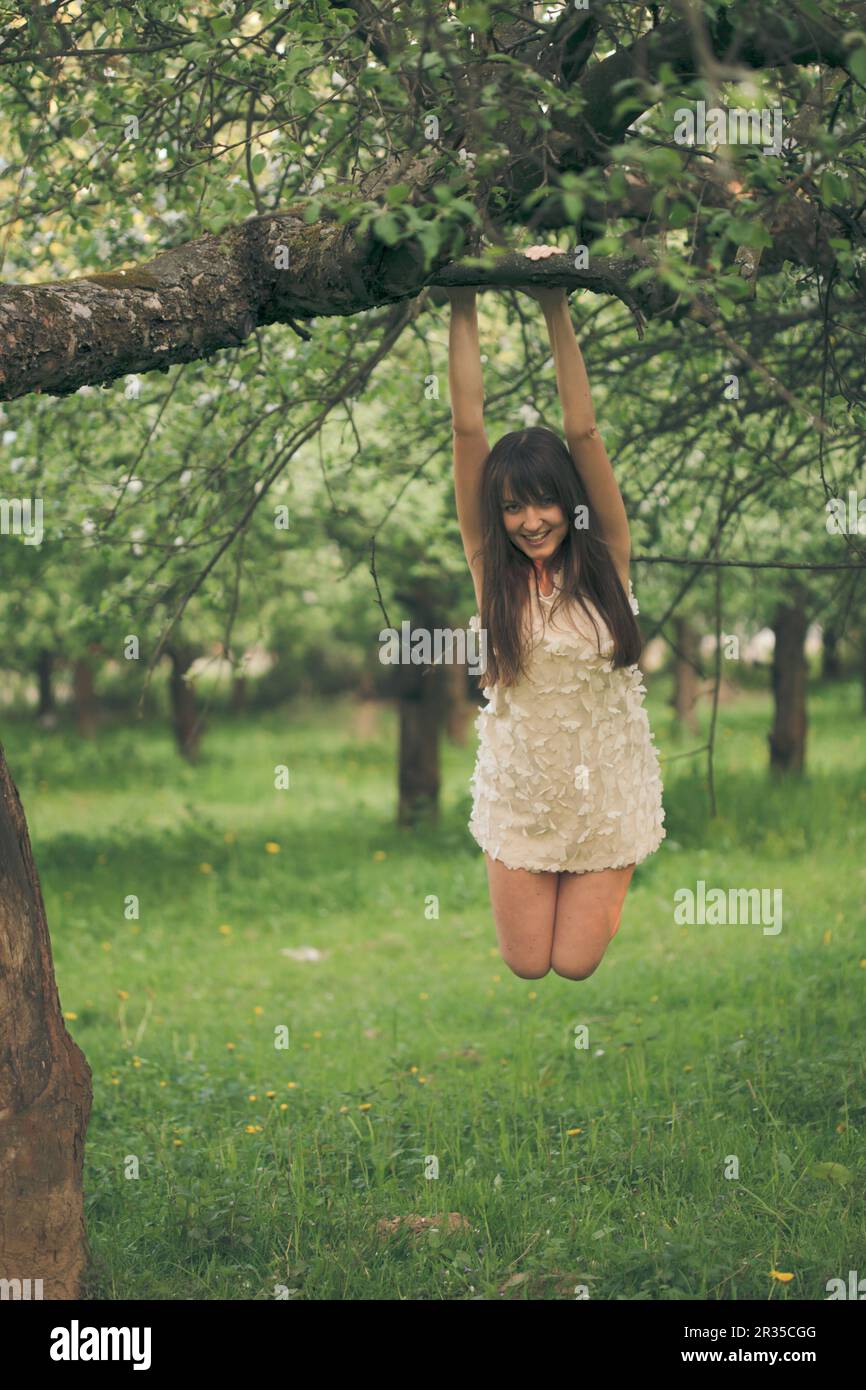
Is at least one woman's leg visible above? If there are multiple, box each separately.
[484,853,558,978]
[550,863,635,980]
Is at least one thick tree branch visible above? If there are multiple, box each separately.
[0,221,671,399]
[1,2,863,401]
[571,3,866,155]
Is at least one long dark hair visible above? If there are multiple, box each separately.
[476,426,642,686]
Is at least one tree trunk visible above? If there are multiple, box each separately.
[167,645,203,763]
[0,743,92,1298]
[444,661,474,746]
[72,658,97,738]
[398,690,442,825]
[769,599,808,775]
[822,625,842,681]
[230,674,247,714]
[670,617,700,736]
[394,596,447,826]
[35,650,55,719]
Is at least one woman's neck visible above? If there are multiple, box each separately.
[533,558,555,597]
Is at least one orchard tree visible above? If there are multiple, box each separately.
[3,0,866,1295]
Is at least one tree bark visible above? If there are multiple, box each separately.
[444,660,474,747]
[0,743,92,1298]
[167,645,203,763]
[230,674,247,714]
[821,625,842,681]
[397,686,443,826]
[0,229,675,401]
[72,658,97,738]
[0,0,859,404]
[394,594,447,826]
[670,617,700,736]
[35,650,55,719]
[769,599,808,775]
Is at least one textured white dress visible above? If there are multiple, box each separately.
[468,572,665,874]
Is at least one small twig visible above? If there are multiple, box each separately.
[286,314,312,341]
[368,536,392,630]
[706,536,723,819]
[658,742,710,764]
[633,555,866,571]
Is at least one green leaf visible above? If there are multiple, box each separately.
[607,169,627,201]
[373,213,401,246]
[725,217,773,249]
[562,191,584,222]
[591,236,624,257]
[808,1161,854,1186]
[850,46,866,85]
[613,96,646,122]
[820,171,847,203]
[645,147,682,178]
[415,224,441,269]
[250,154,267,176]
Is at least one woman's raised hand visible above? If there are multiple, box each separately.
[444,284,477,304]
[520,245,567,309]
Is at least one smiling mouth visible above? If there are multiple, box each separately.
[523,529,551,543]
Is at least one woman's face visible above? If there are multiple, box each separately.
[501,486,568,563]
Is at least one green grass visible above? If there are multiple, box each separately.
[5,677,866,1300]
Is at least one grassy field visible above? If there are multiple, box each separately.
[6,677,865,1300]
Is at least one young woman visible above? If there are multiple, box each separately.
[447,246,665,982]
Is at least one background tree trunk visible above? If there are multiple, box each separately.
[230,674,247,714]
[821,625,842,680]
[0,743,92,1298]
[395,592,447,825]
[35,650,56,720]
[444,661,474,746]
[398,687,443,825]
[167,644,203,763]
[72,658,97,738]
[769,599,808,774]
[670,617,700,736]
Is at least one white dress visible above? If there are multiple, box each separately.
[468,572,665,874]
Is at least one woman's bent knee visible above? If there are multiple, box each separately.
[502,953,551,979]
[550,957,600,981]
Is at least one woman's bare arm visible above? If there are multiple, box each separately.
[447,287,489,603]
[522,250,630,586]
